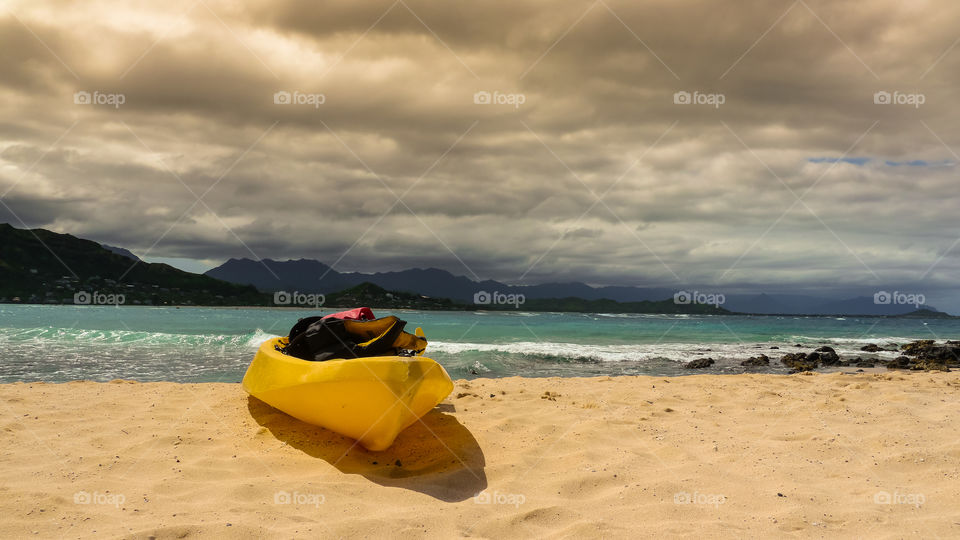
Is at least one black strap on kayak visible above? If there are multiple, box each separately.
[284,318,356,361]
[350,317,407,357]
[287,316,323,343]
[281,315,425,361]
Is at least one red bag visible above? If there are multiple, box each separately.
[322,307,375,321]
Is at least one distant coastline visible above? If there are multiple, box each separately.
[1,223,953,317]
[0,297,952,319]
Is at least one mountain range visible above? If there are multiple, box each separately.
[0,223,941,315]
[204,258,940,316]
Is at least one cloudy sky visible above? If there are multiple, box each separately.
[2,0,959,305]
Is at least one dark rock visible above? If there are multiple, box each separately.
[883,343,899,351]
[809,346,841,366]
[923,346,960,364]
[899,340,960,366]
[683,358,715,369]
[741,354,770,367]
[927,348,959,363]
[770,346,780,350]
[900,340,935,355]
[860,344,881,352]
[782,352,817,372]
[886,356,911,369]
[912,359,950,372]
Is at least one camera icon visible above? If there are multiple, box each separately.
[473,291,491,305]
[274,491,291,504]
[673,91,691,105]
[874,91,891,105]
[74,291,92,305]
[473,91,491,105]
[74,91,92,105]
[274,91,292,105]
[873,291,891,305]
[873,491,891,505]
[673,491,691,504]
[273,291,292,305]
[473,491,491,504]
[673,290,691,305]
[73,491,91,504]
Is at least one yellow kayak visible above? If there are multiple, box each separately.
[243,337,454,451]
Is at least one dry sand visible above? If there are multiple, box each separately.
[2,372,959,538]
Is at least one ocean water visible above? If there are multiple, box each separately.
[0,305,957,383]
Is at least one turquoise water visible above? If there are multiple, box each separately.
[0,305,957,382]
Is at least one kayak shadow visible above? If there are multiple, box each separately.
[247,396,487,502]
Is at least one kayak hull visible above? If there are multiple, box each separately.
[243,337,454,451]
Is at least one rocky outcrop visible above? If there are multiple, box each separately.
[808,346,841,366]
[893,340,960,371]
[850,357,876,368]
[741,354,770,367]
[781,352,817,372]
[911,359,951,372]
[900,340,936,356]
[758,340,960,373]
[683,358,715,369]
[886,356,912,369]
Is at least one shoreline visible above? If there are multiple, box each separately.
[3,372,958,537]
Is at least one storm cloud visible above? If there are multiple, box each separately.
[1,0,959,305]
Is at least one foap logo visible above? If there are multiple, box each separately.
[473,490,526,508]
[73,90,126,109]
[73,491,126,508]
[674,491,726,508]
[73,291,125,306]
[273,291,325,308]
[673,90,725,108]
[473,90,526,109]
[673,290,725,308]
[874,490,925,508]
[873,290,925,308]
[274,490,325,507]
[273,90,325,109]
[873,90,925,108]
[473,290,525,308]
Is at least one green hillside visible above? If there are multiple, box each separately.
[0,223,268,305]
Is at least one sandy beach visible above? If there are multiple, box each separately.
[2,372,959,538]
